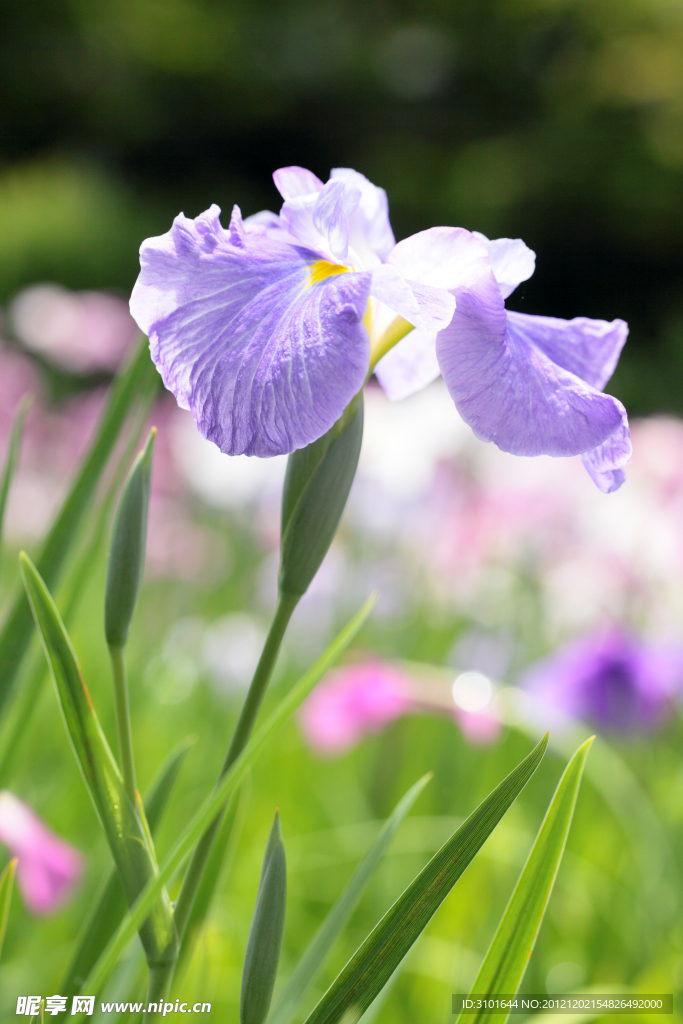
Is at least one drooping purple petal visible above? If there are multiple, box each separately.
[330,167,396,263]
[507,311,629,390]
[581,409,632,492]
[374,327,441,401]
[436,273,627,458]
[273,166,324,201]
[130,204,371,457]
[473,233,536,299]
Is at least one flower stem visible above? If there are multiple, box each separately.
[143,963,174,1022]
[172,590,299,942]
[109,644,137,805]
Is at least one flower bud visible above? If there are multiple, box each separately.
[278,396,363,597]
[241,811,287,1024]
[104,429,155,647]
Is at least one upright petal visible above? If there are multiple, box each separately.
[331,167,396,264]
[507,311,628,390]
[437,272,626,458]
[279,178,361,263]
[130,205,371,457]
[370,263,454,334]
[473,233,536,299]
[387,226,491,290]
[273,166,324,201]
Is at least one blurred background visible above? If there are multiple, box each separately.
[1,1,683,1021]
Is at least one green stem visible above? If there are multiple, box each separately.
[172,590,299,941]
[109,644,137,804]
[143,963,174,1022]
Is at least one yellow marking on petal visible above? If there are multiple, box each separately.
[306,260,350,288]
[369,315,416,370]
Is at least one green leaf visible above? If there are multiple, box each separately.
[0,396,155,786]
[105,428,155,647]
[0,394,31,559]
[268,773,432,1024]
[241,811,287,1024]
[457,737,594,1024]
[19,553,177,973]
[61,737,193,998]
[0,857,17,962]
[0,337,159,718]
[78,593,376,1001]
[177,777,251,969]
[302,734,549,1024]
[279,396,363,597]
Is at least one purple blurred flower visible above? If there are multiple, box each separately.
[299,660,413,754]
[523,628,683,731]
[130,165,630,491]
[9,284,137,373]
[0,791,83,915]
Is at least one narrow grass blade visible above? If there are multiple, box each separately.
[78,594,377,1003]
[457,737,594,1024]
[269,773,432,1024]
[241,812,287,1024]
[61,738,193,998]
[0,394,31,558]
[0,395,155,786]
[177,777,252,971]
[302,734,549,1024]
[0,336,158,717]
[0,857,17,962]
[20,553,177,972]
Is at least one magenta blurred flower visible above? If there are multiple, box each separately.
[9,283,138,373]
[0,791,83,915]
[299,660,413,754]
[522,628,683,731]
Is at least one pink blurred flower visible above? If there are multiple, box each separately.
[299,660,413,754]
[0,791,83,915]
[9,284,137,373]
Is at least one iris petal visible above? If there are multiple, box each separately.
[473,233,536,299]
[330,167,396,263]
[374,328,441,401]
[581,410,631,493]
[436,271,626,458]
[130,205,371,457]
[273,166,324,201]
[507,311,628,390]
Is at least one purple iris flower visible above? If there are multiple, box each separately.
[130,166,630,490]
[522,628,683,731]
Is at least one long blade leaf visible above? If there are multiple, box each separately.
[61,737,193,997]
[457,737,594,1024]
[0,857,17,962]
[20,553,177,971]
[269,773,433,1024]
[0,394,31,558]
[0,336,158,717]
[77,594,377,1003]
[302,734,549,1024]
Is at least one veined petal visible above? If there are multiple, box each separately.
[374,328,440,401]
[370,264,454,334]
[312,178,361,261]
[581,410,631,492]
[331,167,396,263]
[130,205,371,457]
[436,271,626,458]
[280,179,361,263]
[387,226,491,290]
[507,311,628,390]
[473,233,536,299]
[273,166,324,201]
